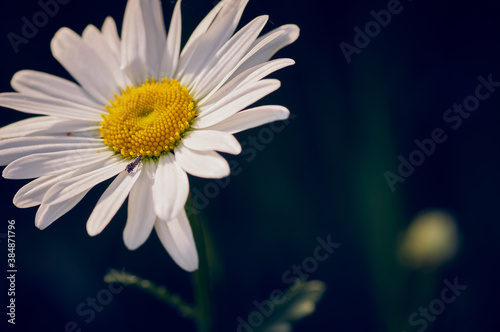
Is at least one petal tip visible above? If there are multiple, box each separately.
[86,223,100,237]
[123,238,140,251]
[174,250,199,272]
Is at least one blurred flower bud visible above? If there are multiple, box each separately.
[398,209,459,270]
[260,280,326,332]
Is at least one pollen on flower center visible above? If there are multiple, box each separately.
[100,78,195,159]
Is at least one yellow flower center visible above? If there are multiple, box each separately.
[100,78,195,159]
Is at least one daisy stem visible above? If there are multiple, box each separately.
[187,194,213,332]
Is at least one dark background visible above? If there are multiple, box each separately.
[1,0,500,331]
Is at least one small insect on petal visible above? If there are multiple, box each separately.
[125,154,143,173]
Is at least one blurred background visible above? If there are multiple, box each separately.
[1,0,499,331]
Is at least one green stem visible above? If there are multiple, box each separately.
[186,195,213,332]
[104,269,196,319]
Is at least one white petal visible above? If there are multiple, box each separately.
[0,144,62,169]
[51,28,120,104]
[87,169,142,236]
[178,0,224,61]
[35,190,89,230]
[11,70,102,109]
[176,0,247,86]
[154,210,198,272]
[0,116,98,139]
[198,58,294,108]
[0,136,101,150]
[0,136,103,151]
[204,105,290,134]
[68,129,102,138]
[190,15,268,98]
[82,25,129,88]
[13,172,75,208]
[102,17,121,60]
[183,130,241,154]
[175,143,230,178]
[152,153,189,221]
[231,24,300,78]
[121,0,148,85]
[0,93,103,121]
[124,161,157,250]
[0,136,104,166]
[159,0,182,79]
[195,79,281,128]
[196,29,284,103]
[140,0,167,77]
[42,157,126,206]
[3,148,111,179]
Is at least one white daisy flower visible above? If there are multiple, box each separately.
[0,0,299,271]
